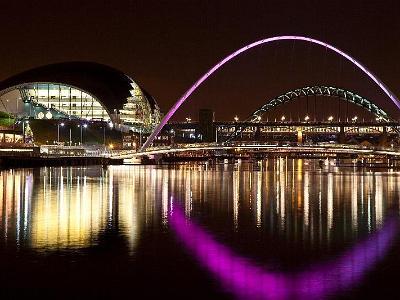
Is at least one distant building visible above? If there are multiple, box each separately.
[198,109,215,142]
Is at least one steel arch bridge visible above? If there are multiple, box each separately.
[225,85,394,142]
[250,85,390,122]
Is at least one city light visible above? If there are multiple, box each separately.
[60,122,65,127]
[281,115,286,121]
[186,117,191,123]
[83,124,88,128]
[328,116,334,121]
[234,116,239,122]
[109,143,114,149]
[352,116,358,122]
[304,115,310,121]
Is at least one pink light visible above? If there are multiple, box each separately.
[140,36,399,151]
[170,206,398,299]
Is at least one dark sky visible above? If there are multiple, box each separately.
[0,0,399,121]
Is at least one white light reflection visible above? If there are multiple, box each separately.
[304,171,309,227]
[327,173,333,232]
[375,174,383,227]
[351,173,358,232]
[279,158,286,229]
[185,169,192,217]
[233,170,239,230]
[256,171,262,227]
[162,169,169,225]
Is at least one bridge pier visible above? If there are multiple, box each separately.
[378,126,388,147]
[297,128,303,144]
[338,126,346,144]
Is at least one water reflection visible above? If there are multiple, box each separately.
[0,160,398,252]
[170,205,398,299]
[0,167,145,252]
[0,160,399,298]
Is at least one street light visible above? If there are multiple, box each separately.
[57,122,65,143]
[78,123,88,145]
[22,120,29,143]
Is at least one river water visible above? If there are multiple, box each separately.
[0,159,399,299]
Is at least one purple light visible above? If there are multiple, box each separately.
[141,36,400,151]
[170,206,398,299]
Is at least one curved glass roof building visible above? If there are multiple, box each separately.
[0,62,161,133]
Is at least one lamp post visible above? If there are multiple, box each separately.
[69,126,72,146]
[78,123,88,145]
[58,122,65,143]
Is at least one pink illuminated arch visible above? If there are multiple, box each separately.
[141,36,399,151]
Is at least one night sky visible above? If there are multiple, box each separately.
[0,1,399,121]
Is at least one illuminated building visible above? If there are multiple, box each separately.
[0,62,161,134]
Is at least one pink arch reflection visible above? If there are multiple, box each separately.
[170,206,398,299]
[141,36,400,151]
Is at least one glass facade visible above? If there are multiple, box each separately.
[119,82,160,129]
[14,82,161,133]
[19,83,110,121]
